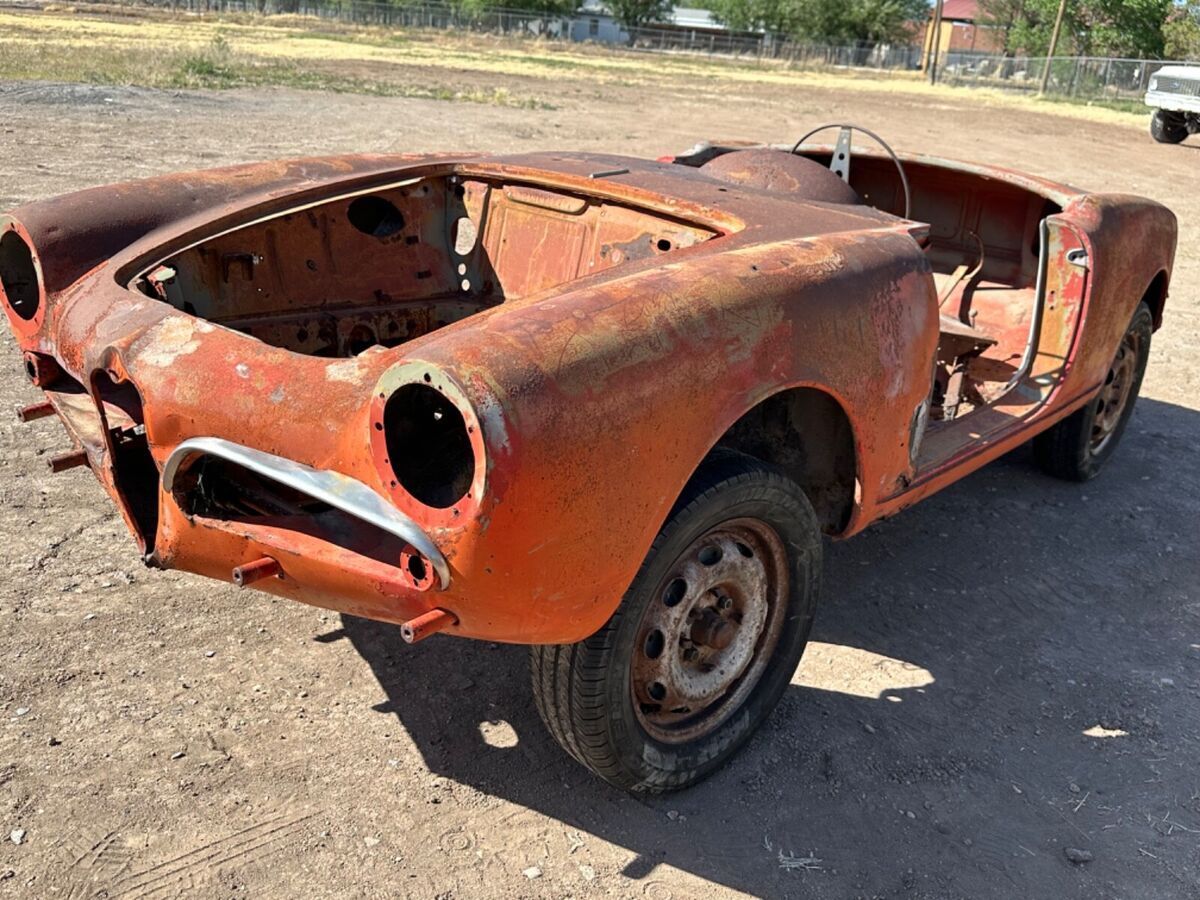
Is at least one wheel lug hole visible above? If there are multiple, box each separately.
[663,578,687,608]
[644,629,665,660]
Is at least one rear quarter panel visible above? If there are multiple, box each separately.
[1059,193,1176,401]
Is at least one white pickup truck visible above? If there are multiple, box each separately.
[1146,64,1200,143]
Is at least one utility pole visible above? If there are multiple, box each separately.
[1038,0,1069,96]
[928,0,945,85]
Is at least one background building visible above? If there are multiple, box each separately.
[922,0,1006,65]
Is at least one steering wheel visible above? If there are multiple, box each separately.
[790,124,912,219]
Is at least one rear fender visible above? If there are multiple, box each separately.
[1060,193,1176,399]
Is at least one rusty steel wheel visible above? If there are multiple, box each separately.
[1035,301,1153,482]
[1089,327,1142,455]
[631,518,789,744]
[530,450,821,793]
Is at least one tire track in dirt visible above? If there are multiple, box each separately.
[47,812,313,898]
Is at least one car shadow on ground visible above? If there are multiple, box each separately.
[334,397,1200,897]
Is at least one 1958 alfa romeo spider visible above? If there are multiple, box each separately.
[0,126,1176,791]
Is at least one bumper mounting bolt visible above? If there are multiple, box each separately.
[46,449,89,473]
[232,557,282,588]
[16,401,54,423]
[400,608,458,644]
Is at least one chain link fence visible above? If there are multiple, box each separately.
[936,51,1183,104]
[55,0,1200,105]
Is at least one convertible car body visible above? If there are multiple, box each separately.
[2,132,1176,790]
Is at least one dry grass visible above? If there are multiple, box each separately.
[0,7,1149,127]
[0,11,557,107]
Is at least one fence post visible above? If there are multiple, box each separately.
[147,0,1180,103]
[1038,0,1068,95]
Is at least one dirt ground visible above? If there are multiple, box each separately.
[0,31,1199,900]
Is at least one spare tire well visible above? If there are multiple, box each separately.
[714,388,857,534]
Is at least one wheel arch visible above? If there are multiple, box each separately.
[708,384,860,536]
[1142,268,1170,330]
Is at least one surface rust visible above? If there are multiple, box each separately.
[0,147,1177,643]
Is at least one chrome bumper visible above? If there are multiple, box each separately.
[162,437,449,589]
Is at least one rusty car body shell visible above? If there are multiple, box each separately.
[0,148,1176,643]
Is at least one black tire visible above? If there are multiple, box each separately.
[1150,109,1188,144]
[1034,302,1152,482]
[530,450,822,793]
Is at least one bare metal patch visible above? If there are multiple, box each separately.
[138,317,204,368]
[326,357,367,384]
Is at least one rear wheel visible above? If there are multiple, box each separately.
[530,451,821,793]
[1034,302,1152,481]
[1150,109,1189,144]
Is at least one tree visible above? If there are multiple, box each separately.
[980,0,1172,58]
[706,0,799,34]
[606,0,673,28]
[1163,1,1200,59]
[1071,0,1171,57]
[977,0,1028,49]
[707,0,926,42]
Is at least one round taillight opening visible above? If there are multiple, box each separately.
[383,383,474,509]
[0,231,40,322]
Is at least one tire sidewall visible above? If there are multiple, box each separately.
[597,473,821,791]
[1151,109,1188,144]
[1075,303,1153,477]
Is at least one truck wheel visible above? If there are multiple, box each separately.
[1150,109,1189,144]
[530,450,821,793]
[1034,302,1152,482]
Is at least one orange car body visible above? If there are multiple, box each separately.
[0,149,1175,643]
